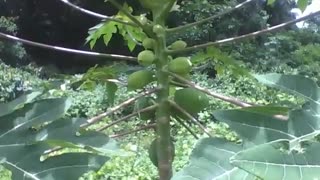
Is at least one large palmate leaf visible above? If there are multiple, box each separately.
[0,94,118,179]
[231,139,320,179]
[172,138,256,180]
[177,74,320,179]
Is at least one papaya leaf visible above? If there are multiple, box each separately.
[86,3,146,51]
[172,138,257,179]
[209,74,320,178]
[0,97,118,179]
[254,73,319,110]
[1,142,109,180]
[0,91,42,117]
[231,139,320,179]
[86,21,118,49]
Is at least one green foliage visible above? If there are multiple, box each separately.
[86,4,147,51]
[0,16,27,65]
[0,62,43,103]
[0,92,118,179]
[169,0,268,44]
[175,74,320,179]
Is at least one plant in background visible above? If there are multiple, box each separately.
[0,0,320,179]
[0,16,27,65]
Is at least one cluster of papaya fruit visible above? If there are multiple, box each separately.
[128,37,191,90]
[128,32,209,120]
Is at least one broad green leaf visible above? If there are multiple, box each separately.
[172,138,257,180]
[213,109,294,147]
[254,73,320,110]
[231,139,320,179]
[209,74,320,179]
[0,98,72,143]
[1,143,109,180]
[0,91,42,117]
[297,0,309,12]
[0,97,117,179]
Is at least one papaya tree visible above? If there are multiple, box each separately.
[1,0,320,179]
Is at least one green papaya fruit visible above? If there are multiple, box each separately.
[168,57,192,74]
[127,70,154,90]
[138,50,155,66]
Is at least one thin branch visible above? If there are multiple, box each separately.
[0,32,137,61]
[173,117,199,139]
[58,0,137,27]
[80,88,160,128]
[167,10,320,54]
[167,72,289,121]
[169,100,212,137]
[110,123,156,138]
[167,71,254,107]
[97,104,158,131]
[167,0,255,33]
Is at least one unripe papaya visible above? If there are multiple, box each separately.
[134,97,155,120]
[138,16,148,25]
[127,70,154,90]
[168,57,192,74]
[173,88,209,119]
[170,40,187,50]
[138,50,155,66]
[148,138,175,167]
[142,38,155,50]
[153,24,165,36]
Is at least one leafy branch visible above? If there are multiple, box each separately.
[167,0,255,33]
[59,0,137,27]
[0,31,137,61]
[80,88,160,128]
[167,10,320,54]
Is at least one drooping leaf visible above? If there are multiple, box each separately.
[172,138,256,180]
[0,91,42,117]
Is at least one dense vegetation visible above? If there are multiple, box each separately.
[1,0,320,179]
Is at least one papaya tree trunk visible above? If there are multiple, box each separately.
[154,19,173,179]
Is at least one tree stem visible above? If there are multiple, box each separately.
[154,21,173,179]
